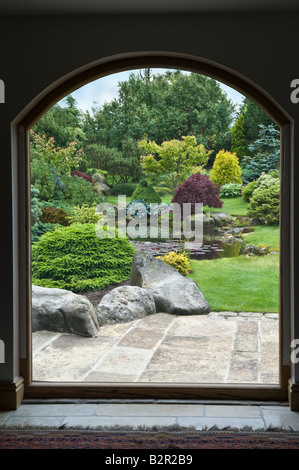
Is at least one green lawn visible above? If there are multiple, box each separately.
[242,225,280,252]
[188,254,279,313]
[204,197,249,216]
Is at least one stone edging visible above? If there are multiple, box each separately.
[208,311,279,320]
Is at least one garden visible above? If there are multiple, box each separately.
[30,69,280,315]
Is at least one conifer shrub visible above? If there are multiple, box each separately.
[171,173,223,213]
[131,180,162,204]
[247,172,280,225]
[31,222,60,243]
[32,223,135,292]
[110,182,138,196]
[209,149,242,186]
[242,180,258,202]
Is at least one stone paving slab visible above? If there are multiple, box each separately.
[2,403,298,431]
[32,312,279,384]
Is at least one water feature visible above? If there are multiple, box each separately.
[130,236,245,260]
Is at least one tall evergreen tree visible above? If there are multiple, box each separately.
[230,113,249,163]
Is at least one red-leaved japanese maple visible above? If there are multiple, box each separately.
[172,173,223,213]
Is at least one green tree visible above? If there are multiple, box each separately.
[83,142,141,184]
[241,124,280,181]
[230,113,249,163]
[240,97,276,146]
[33,96,85,148]
[139,135,211,191]
[87,70,235,154]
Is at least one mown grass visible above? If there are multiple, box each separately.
[188,254,279,313]
[203,196,249,216]
[242,225,280,252]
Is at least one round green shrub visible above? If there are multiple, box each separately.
[247,179,280,225]
[32,224,135,292]
[110,183,138,196]
[131,180,162,204]
[209,149,242,186]
[242,180,258,202]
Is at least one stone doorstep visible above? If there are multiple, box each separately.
[2,404,298,432]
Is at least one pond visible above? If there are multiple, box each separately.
[130,236,245,260]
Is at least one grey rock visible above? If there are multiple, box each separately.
[92,173,111,196]
[32,285,99,337]
[244,244,270,256]
[210,212,234,226]
[130,251,210,316]
[96,285,156,325]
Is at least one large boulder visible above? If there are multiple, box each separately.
[130,251,210,316]
[96,285,156,325]
[32,285,100,337]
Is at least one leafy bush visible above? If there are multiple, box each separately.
[110,182,138,196]
[67,203,102,224]
[60,174,100,206]
[157,251,191,276]
[31,158,55,201]
[219,183,243,198]
[209,149,242,186]
[247,173,280,224]
[171,173,223,213]
[40,206,70,226]
[131,180,162,204]
[31,223,135,292]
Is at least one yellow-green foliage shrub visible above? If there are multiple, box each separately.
[210,149,242,186]
[157,251,191,276]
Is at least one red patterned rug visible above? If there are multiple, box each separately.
[1,430,299,449]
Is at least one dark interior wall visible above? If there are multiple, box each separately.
[0,12,298,383]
